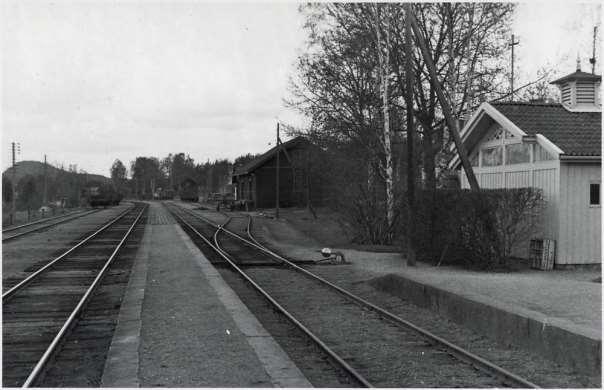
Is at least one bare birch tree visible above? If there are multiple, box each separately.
[288,3,514,245]
[372,4,395,232]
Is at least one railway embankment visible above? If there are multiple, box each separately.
[2,203,147,386]
[2,203,132,287]
[250,210,601,384]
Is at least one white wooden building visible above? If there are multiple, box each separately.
[450,67,601,266]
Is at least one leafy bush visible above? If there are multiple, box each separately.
[307,138,404,245]
[408,188,544,270]
[346,184,401,245]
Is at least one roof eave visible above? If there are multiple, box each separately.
[559,155,602,163]
[550,69,602,84]
[231,136,306,177]
[448,102,528,170]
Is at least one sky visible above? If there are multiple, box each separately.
[2,1,602,177]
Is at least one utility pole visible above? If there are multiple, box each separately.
[590,26,597,74]
[509,34,519,100]
[43,154,48,205]
[10,142,17,225]
[408,8,480,191]
[404,3,416,266]
[275,122,280,219]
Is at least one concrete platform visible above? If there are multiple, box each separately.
[102,202,311,387]
[252,214,602,376]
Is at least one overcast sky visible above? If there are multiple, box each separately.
[2,1,601,177]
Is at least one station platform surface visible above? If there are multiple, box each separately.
[354,255,600,339]
[102,202,310,387]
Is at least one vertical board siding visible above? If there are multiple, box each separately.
[506,170,537,258]
[460,164,560,260]
[558,164,602,264]
[532,168,558,242]
[480,172,503,188]
[505,170,530,188]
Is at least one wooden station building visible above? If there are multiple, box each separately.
[450,66,601,266]
[232,136,322,209]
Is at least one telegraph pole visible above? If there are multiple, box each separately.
[275,122,280,219]
[509,34,520,100]
[43,154,48,205]
[10,142,19,225]
[404,4,416,266]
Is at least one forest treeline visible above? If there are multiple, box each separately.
[116,152,258,200]
[2,152,259,213]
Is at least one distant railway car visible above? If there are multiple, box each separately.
[155,187,175,200]
[160,188,175,200]
[85,184,123,207]
[179,178,199,202]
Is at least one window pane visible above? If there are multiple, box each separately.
[481,146,502,167]
[590,183,600,205]
[534,144,554,161]
[506,143,531,164]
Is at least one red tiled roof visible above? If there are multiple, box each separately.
[491,102,602,156]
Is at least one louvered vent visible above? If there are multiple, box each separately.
[561,83,572,104]
[576,81,595,104]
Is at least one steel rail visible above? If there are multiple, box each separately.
[2,209,94,233]
[2,209,101,242]
[244,215,540,389]
[176,203,539,389]
[3,206,135,302]
[176,206,286,262]
[165,203,373,388]
[22,204,147,388]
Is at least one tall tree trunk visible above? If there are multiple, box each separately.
[375,4,394,235]
[404,4,417,266]
[419,117,438,261]
[421,119,436,192]
[373,5,395,234]
[405,3,415,266]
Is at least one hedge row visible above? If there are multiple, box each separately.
[407,188,544,270]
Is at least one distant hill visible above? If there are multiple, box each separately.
[2,160,111,184]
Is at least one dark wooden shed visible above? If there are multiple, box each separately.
[232,136,321,209]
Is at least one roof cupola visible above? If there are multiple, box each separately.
[550,60,601,112]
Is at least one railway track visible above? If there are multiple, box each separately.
[3,203,147,387]
[165,202,539,388]
[2,209,101,242]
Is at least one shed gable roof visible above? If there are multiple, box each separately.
[491,102,601,156]
[233,136,307,176]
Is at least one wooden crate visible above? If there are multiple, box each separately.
[529,239,556,270]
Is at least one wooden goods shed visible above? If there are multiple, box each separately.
[232,136,322,209]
